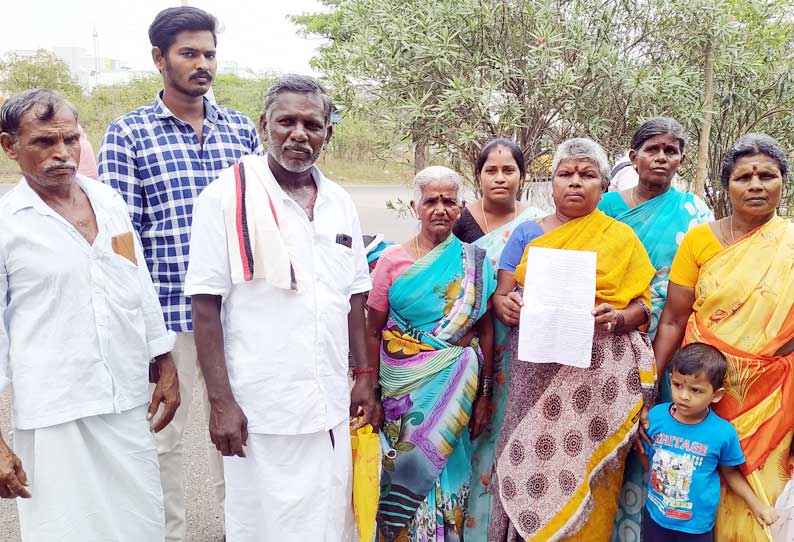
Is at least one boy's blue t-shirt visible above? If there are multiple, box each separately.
[643,403,745,534]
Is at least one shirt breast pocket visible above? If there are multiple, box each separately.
[104,249,143,311]
[318,234,355,297]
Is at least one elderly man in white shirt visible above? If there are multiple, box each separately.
[186,74,381,542]
[0,89,180,541]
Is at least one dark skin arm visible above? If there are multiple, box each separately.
[147,352,181,433]
[494,269,648,333]
[0,431,29,499]
[493,270,521,326]
[776,338,794,357]
[634,281,696,444]
[720,466,779,527]
[366,306,389,428]
[349,293,382,430]
[368,301,495,439]
[592,300,648,334]
[192,294,248,457]
[470,309,494,439]
[653,282,696,376]
[0,353,180,500]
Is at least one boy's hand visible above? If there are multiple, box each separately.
[753,504,779,527]
[637,405,652,445]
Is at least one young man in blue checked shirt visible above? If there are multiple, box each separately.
[97,7,262,541]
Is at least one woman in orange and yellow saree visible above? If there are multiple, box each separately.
[654,133,794,542]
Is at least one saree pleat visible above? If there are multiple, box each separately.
[377,235,495,542]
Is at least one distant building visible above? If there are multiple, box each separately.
[2,46,153,91]
[51,46,144,91]
[218,60,242,76]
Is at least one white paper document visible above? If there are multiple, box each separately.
[517,247,596,368]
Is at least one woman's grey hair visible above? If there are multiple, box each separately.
[551,137,611,189]
[413,166,463,205]
[261,74,334,127]
[0,89,78,139]
[720,133,788,187]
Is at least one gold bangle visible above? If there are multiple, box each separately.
[480,377,493,398]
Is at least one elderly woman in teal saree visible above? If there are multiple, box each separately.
[366,166,496,542]
[598,117,713,542]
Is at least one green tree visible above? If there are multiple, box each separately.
[294,0,794,214]
[630,0,794,215]
[213,73,276,123]
[0,50,82,99]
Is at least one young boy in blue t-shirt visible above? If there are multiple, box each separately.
[641,342,779,541]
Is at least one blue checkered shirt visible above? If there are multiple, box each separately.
[98,92,263,332]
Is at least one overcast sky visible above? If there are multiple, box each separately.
[1,0,329,74]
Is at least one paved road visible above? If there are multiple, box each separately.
[0,183,429,542]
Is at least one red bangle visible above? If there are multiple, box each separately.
[352,367,376,375]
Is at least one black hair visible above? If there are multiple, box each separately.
[0,89,78,139]
[475,138,526,180]
[630,116,687,154]
[261,74,334,127]
[148,6,218,54]
[671,342,727,390]
[720,133,789,187]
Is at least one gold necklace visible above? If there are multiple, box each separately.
[720,216,737,245]
[412,236,424,260]
[630,187,640,207]
[480,199,516,234]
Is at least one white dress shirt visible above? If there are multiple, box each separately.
[0,176,175,430]
[185,157,371,435]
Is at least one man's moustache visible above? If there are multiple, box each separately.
[44,161,77,172]
[283,145,313,155]
[190,71,213,81]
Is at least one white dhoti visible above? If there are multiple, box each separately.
[224,419,354,542]
[15,405,164,542]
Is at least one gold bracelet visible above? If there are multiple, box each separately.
[480,377,493,398]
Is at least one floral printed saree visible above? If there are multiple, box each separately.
[377,234,495,542]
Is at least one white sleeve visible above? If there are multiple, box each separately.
[111,192,176,359]
[349,203,372,295]
[184,185,232,298]
[0,249,9,394]
[134,229,176,358]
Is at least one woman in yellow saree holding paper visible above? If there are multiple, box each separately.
[654,134,794,542]
[488,138,656,542]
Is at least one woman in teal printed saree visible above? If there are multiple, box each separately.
[598,117,713,542]
[366,166,496,542]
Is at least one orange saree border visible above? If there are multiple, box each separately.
[686,315,794,474]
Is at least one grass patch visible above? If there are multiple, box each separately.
[316,155,413,185]
[0,154,19,184]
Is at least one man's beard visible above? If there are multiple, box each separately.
[164,62,211,98]
[268,129,323,173]
[170,78,210,98]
